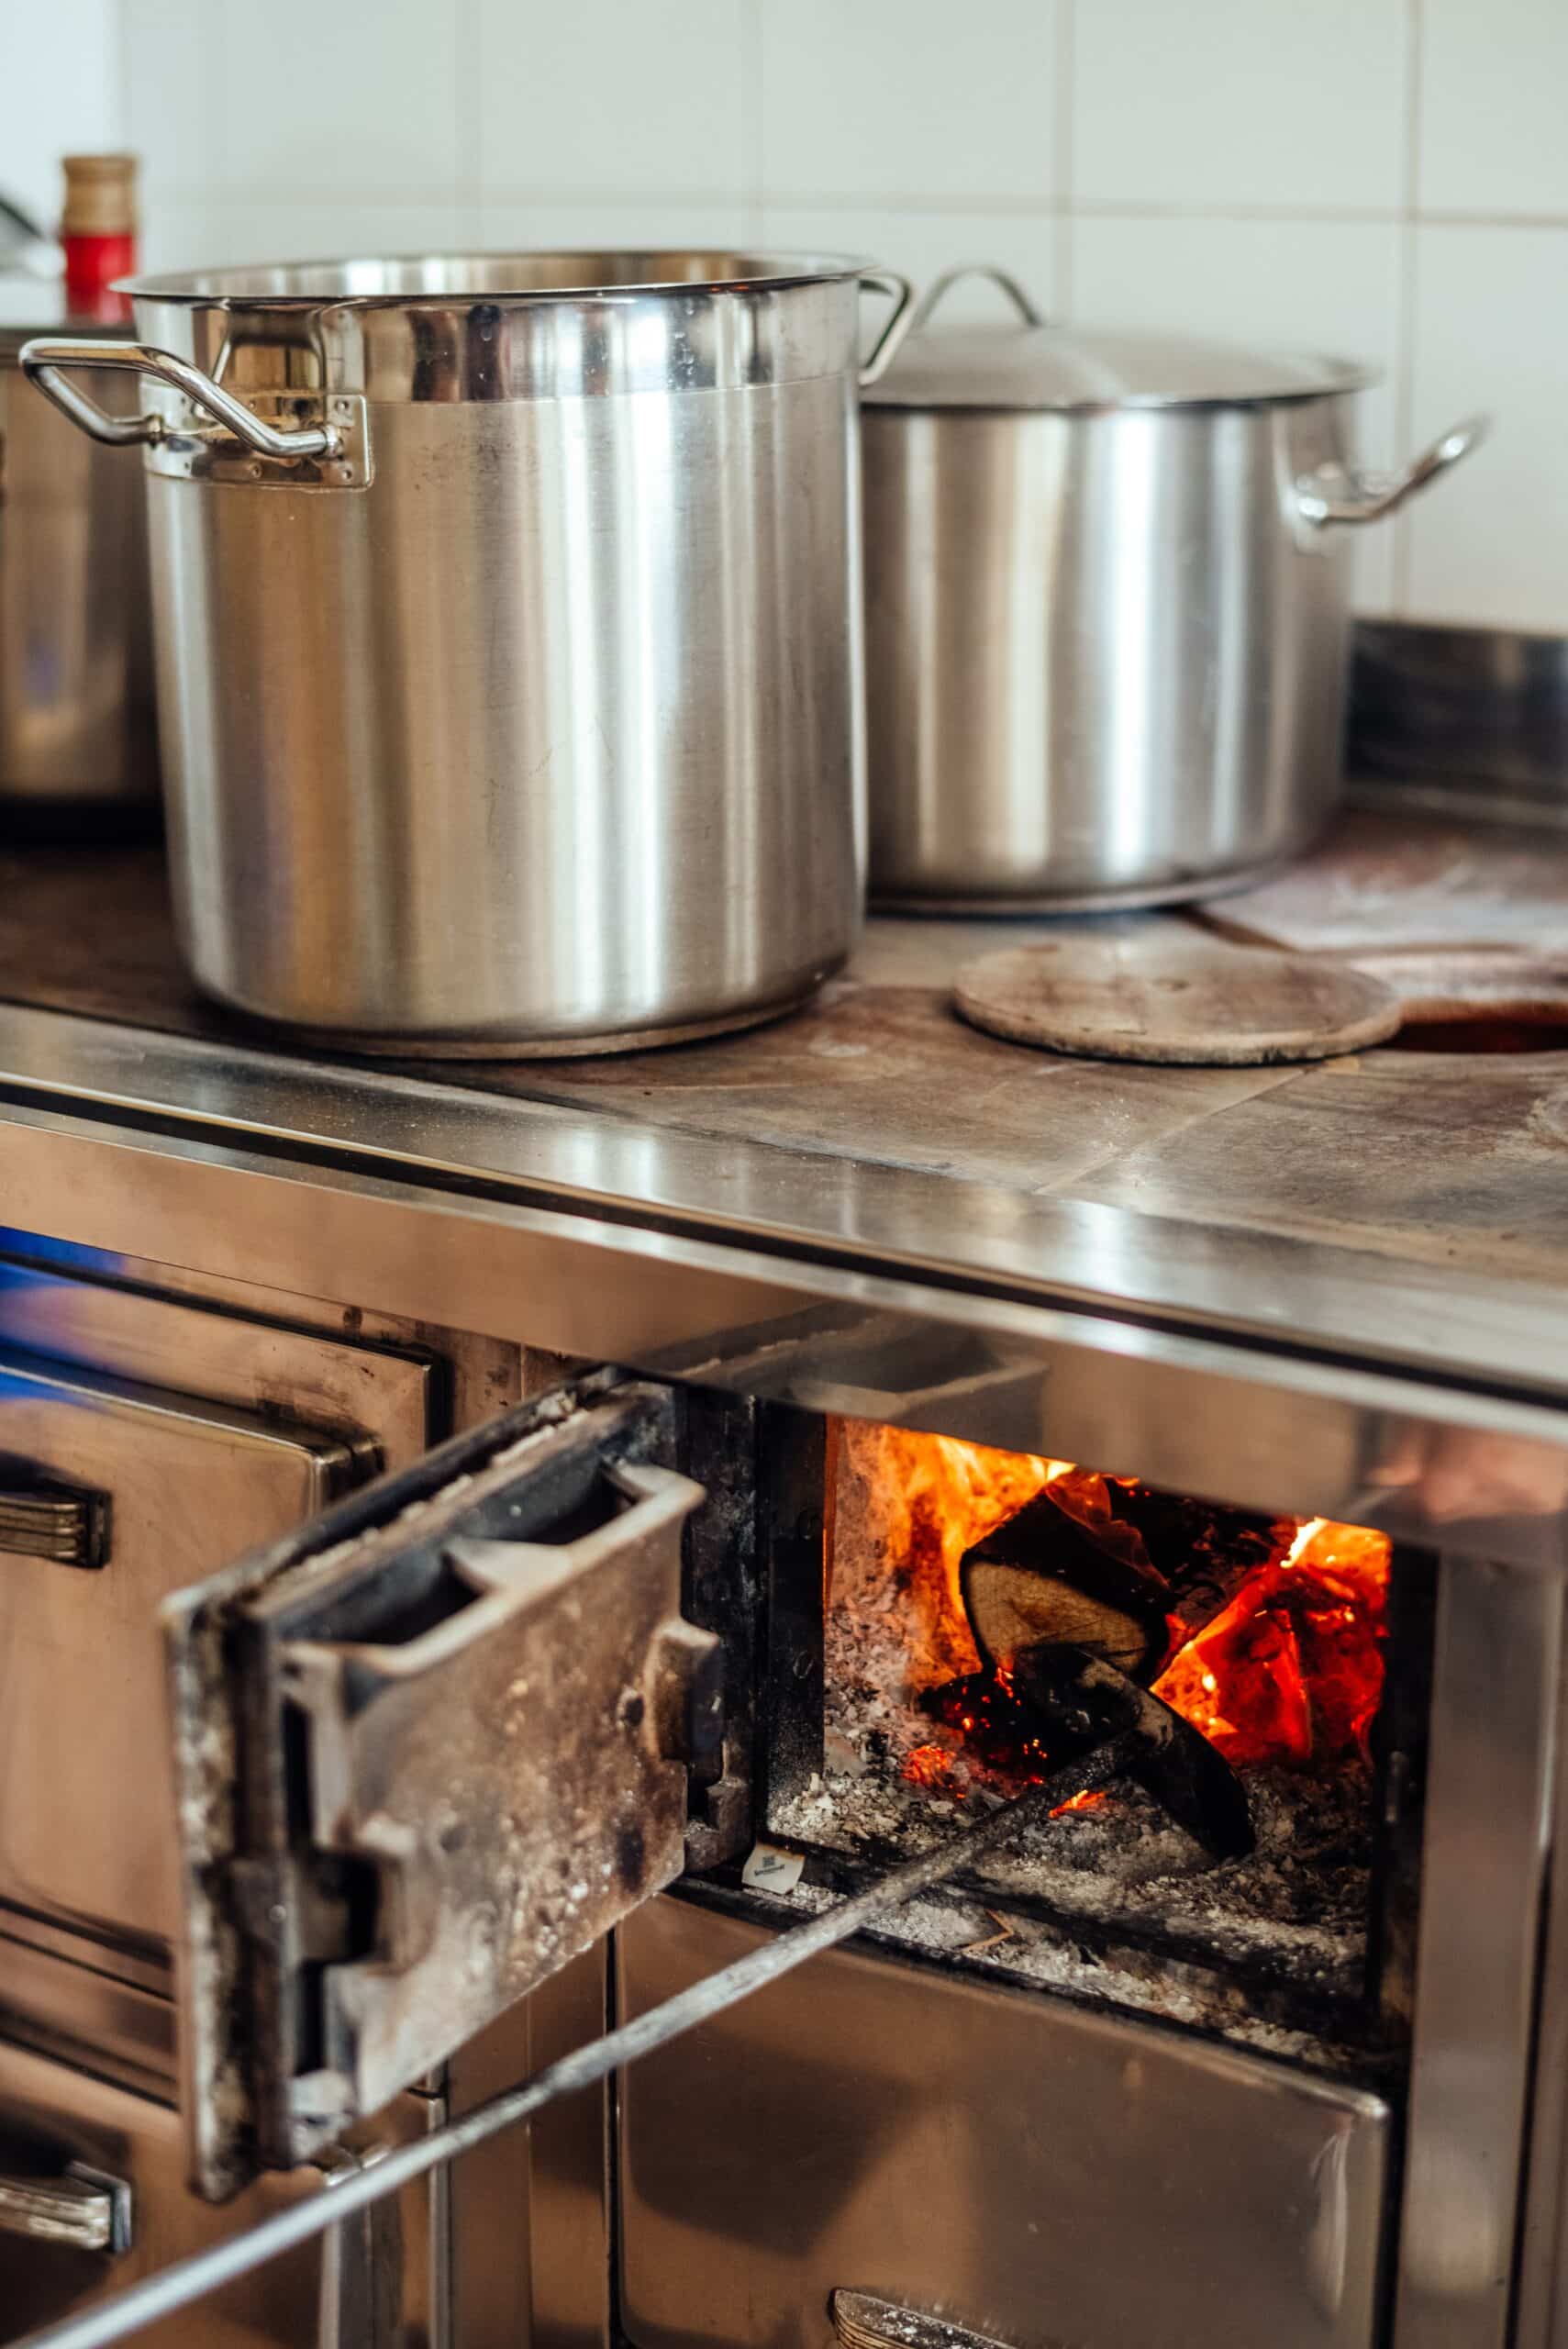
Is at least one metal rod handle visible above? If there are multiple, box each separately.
[858,272,917,387]
[6,1753,1125,2349]
[18,339,339,462]
[908,264,1046,335]
[1296,414,1488,529]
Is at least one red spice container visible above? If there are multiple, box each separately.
[61,153,139,323]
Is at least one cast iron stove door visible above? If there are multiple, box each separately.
[163,1372,720,2201]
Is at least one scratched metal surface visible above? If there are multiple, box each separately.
[1,817,1566,1292]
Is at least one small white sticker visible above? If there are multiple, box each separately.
[741,1841,806,1896]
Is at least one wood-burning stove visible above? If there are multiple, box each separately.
[35,1354,1530,2349]
[0,827,1564,2349]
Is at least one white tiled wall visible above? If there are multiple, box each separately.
[2,0,121,231]
[8,0,1567,629]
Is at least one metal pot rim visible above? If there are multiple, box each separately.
[115,249,881,309]
[863,362,1380,417]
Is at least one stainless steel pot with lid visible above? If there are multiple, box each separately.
[23,250,912,1049]
[1,283,158,830]
[862,265,1485,910]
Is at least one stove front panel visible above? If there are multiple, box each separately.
[617,1895,1390,2349]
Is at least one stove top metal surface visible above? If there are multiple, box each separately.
[1,807,1566,1407]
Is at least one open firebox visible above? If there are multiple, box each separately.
[746,1411,1426,2072]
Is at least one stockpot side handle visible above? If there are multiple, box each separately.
[18,339,339,462]
[858,273,917,387]
[1296,413,1489,529]
[909,263,1047,334]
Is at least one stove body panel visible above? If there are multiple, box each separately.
[617,1896,1390,2349]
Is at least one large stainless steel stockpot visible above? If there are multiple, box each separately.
[23,251,911,1049]
[1,290,158,829]
[862,267,1483,911]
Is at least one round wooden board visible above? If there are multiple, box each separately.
[953,930,1405,1066]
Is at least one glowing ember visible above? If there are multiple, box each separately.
[1051,1789,1110,1817]
[1153,1515,1391,1767]
[921,1657,1052,1784]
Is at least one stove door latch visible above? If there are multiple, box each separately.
[832,2292,1038,2349]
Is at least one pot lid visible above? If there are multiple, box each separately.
[866,265,1374,412]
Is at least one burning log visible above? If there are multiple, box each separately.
[951,1475,1257,1858]
[959,1475,1170,1679]
[1109,1481,1291,1653]
[960,1472,1279,1680]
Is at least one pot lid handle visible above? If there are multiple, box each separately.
[908,263,1047,334]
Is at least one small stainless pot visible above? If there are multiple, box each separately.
[862,267,1484,910]
[1,298,158,829]
[24,250,911,1050]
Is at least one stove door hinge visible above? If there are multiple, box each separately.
[228,1852,377,1966]
[684,1742,753,1871]
[651,1619,726,1773]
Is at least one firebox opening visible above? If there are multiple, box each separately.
[761,1419,1417,2069]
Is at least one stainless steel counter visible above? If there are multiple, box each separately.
[0,814,1566,1568]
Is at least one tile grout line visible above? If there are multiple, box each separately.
[206,0,226,209]
[746,0,766,243]
[456,0,483,237]
[113,0,131,154]
[130,184,1568,233]
[1392,0,1424,617]
[1054,0,1075,313]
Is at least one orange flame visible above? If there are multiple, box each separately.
[836,1424,1070,1688]
[838,1424,1392,1780]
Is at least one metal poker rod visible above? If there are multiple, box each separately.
[14,1747,1128,2349]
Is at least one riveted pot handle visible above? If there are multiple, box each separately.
[858,273,917,387]
[909,263,1047,333]
[1296,413,1489,529]
[19,338,339,462]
